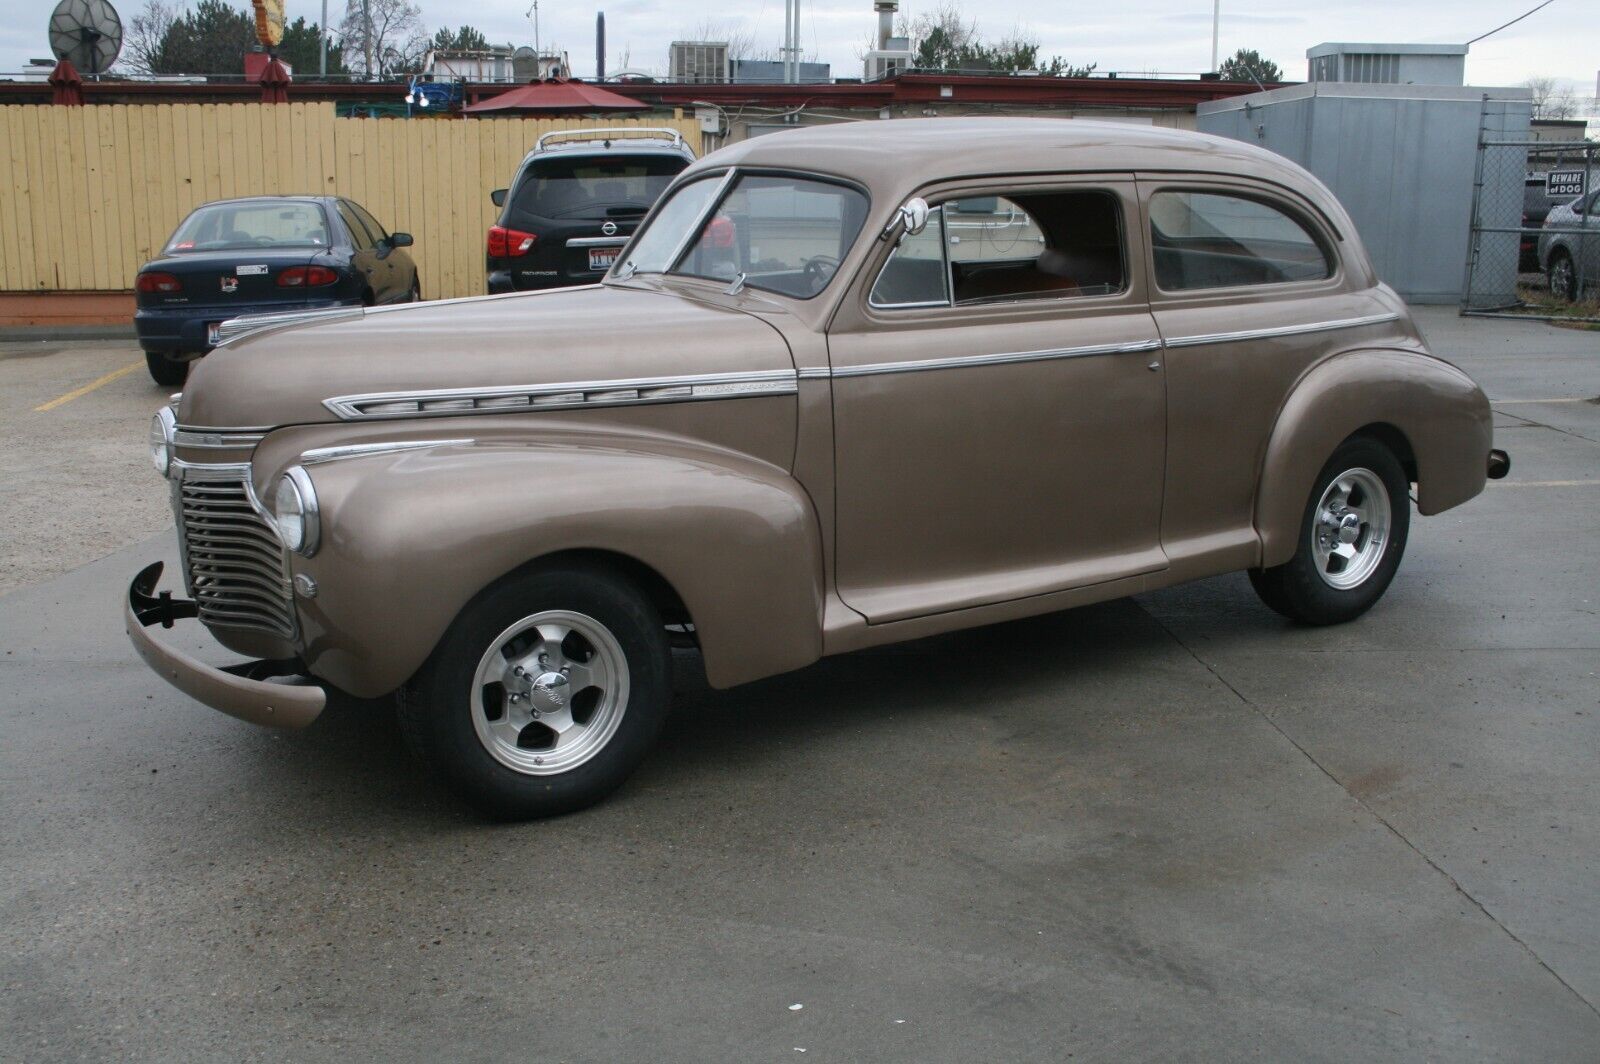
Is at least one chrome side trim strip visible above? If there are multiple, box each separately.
[214,306,365,347]
[300,439,476,465]
[831,339,1163,380]
[1161,312,1400,349]
[796,367,833,380]
[174,429,267,449]
[322,369,798,421]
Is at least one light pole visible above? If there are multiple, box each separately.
[319,0,327,76]
[1209,0,1222,72]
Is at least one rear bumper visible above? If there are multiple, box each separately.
[134,299,351,355]
[486,268,599,294]
[125,561,325,729]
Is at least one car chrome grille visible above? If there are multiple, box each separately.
[177,474,296,639]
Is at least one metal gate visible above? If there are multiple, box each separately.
[1461,101,1597,323]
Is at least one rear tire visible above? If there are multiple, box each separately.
[1548,250,1578,302]
[398,564,671,819]
[145,351,188,386]
[1249,437,1410,626]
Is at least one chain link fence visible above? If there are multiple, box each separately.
[1462,121,1598,323]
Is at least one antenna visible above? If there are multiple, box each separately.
[49,0,123,76]
[525,1,541,62]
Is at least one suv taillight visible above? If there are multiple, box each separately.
[277,265,339,287]
[488,225,537,258]
[136,272,183,293]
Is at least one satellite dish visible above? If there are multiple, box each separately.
[49,0,123,76]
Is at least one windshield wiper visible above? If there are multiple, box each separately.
[725,272,746,295]
[615,261,638,280]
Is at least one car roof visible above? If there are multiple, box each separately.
[684,117,1343,215]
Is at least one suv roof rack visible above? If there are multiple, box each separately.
[534,127,688,153]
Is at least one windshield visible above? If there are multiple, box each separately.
[615,172,870,299]
[165,201,330,253]
[513,155,686,220]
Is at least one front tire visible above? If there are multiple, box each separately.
[1249,437,1410,626]
[145,351,188,386]
[398,564,671,819]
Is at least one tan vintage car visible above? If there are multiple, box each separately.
[129,119,1509,818]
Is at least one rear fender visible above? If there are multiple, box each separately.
[285,439,824,696]
[1256,349,1491,568]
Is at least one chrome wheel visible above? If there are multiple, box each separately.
[1550,255,1576,301]
[470,610,629,776]
[1311,467,1391,590]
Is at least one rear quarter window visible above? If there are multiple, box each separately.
[1150,190,1332,291]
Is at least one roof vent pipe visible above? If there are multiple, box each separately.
[875,0,897,52]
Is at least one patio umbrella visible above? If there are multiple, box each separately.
[258,56,291,104]
[463,77,648,115]
[48,59,84,106]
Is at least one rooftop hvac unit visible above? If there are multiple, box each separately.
[1305,42,1467,87]
[670,40,730,84]
[864,49,911,82]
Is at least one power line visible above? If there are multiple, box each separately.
[1466,0,1558,46]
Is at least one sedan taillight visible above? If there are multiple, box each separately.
[136,272,183,294]
[277,265,339,287]
[488,225,537,258]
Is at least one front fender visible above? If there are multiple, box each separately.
[285,438,824,697]
[1257,348,1492,568]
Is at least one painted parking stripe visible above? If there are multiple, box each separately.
[33,360,143,412]
[1493,479,1600,488]
[1490,397,1595,405]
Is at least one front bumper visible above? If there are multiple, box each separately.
[125,562,325,729]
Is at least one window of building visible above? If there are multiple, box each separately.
[1149,190,1332,291]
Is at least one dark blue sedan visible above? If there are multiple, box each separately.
[134,196,420,385]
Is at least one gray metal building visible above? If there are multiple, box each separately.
[1197,82,1531,304]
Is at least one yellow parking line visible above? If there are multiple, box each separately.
[33,360,143,412]
[1495,479,1600,488]
[1491,397,1593,404]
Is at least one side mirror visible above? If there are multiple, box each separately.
[883,197,931,240]
[490,188,507,207]
[389,232,414,248]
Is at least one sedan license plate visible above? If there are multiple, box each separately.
[206,322,221,345]
[588,247,620,272]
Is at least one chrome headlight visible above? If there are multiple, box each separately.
[149,407,176,477]
[271,466,321,557]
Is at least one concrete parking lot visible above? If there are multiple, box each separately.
[1,308,1597,1061]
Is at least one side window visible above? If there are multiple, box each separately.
[869,207,948,307]
[1149,191,1332,291]
[337,202,376,249]
[350,202,388,244]
[871,189,1126,309]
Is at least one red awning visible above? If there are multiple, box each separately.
[464,77,649,115]
[48,59,83,106]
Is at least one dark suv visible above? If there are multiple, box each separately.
[486,128,695,292]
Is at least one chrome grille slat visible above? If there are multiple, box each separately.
[177,473,296,639]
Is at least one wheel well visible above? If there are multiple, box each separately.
[1349,422,1417,483]
[517,549,695,631]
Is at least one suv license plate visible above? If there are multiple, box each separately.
[588,247,620,272]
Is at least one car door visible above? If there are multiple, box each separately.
[350,200,408,302]
[1138,178,1398,571]
[827,178,1168,624]
[336,200,385,302]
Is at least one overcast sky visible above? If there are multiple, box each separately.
[4,0,1596,97]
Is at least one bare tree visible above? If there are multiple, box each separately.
[340,0,427,78]
[1526,75,1580,120]
[122,0,180,75]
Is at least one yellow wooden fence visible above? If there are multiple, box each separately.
[0,103,696,301]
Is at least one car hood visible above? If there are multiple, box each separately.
[179,285,795,429]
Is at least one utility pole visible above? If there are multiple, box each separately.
[319,0,327,76]
[361,0,373,78]
[1210,0,1220,72]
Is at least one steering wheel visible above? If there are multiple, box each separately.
[801,255,840,290]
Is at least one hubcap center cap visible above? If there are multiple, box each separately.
[531,671,568,707]
[1336,512,1362,544]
